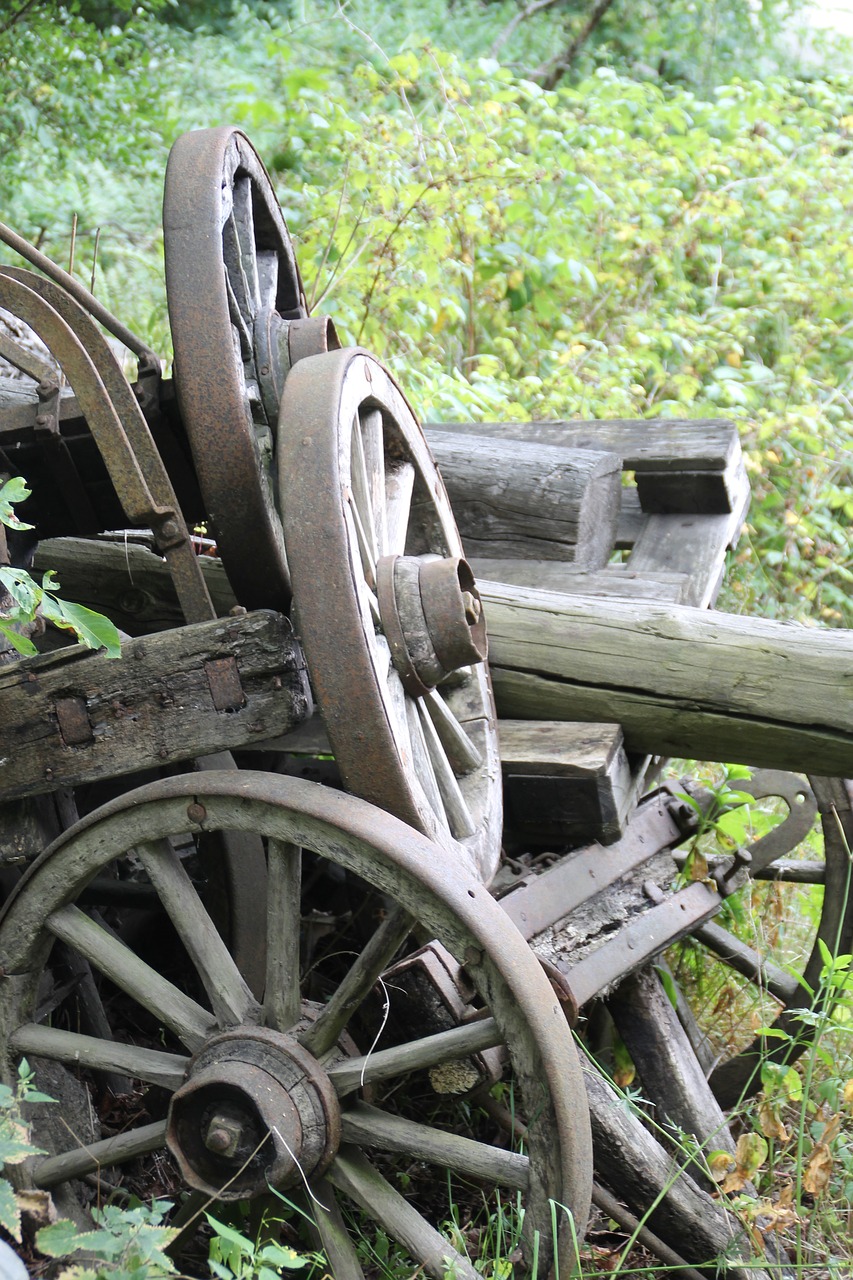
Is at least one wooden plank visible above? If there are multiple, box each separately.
[471,559,690,603]
[626,463,751,608]
[34,537,237,634]
[0,610,312,800]
[498,720,634,845]
[427,431,621,568]
[426,418,739,472]
[479,581,853,775]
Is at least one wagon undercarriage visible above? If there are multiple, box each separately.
[0,127,850,1280]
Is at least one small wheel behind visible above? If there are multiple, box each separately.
[277,348,503,882]
[0,772,592,1277]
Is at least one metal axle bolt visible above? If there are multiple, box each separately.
[204,1113,243,1159]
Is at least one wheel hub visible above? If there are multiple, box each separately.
[165,1027,340,1200]
[376,554,488,697]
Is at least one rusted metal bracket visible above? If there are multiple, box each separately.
[497,792,684,941]
[0,270,214,625]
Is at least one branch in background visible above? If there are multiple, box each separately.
[534,0,619,89]
[490,0,568,60]
[0,0,41,36]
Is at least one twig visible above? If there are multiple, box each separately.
[0,0,41,36]
[535,0,618,90]
[490,0,567,60]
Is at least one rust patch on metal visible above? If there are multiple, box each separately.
[205,657,245,712]
[55,696,94,746]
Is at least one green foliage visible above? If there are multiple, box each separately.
[0,479,122,657]
[206,1213,307,1279]
[36,1203,178,1280]
[0,1061,51,1243]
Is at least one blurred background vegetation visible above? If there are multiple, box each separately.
[1,0,850,627]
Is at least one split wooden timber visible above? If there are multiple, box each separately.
[426,431,621,570]
[481,581,853,775]
[0,610,312,801]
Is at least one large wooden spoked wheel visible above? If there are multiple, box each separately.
[0,772,592,1278]
[699,774,853,1107]
[164,127,316,611]
[278,348,503,882]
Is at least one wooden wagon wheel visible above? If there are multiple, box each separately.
[691,773,853,1108]
[277,348,503,882]
[163,127,338,611]
[0,771,592,1278]
[602,770,853,1139]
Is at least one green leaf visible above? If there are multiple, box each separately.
[36,1218,94,1258]
[0,1179,21,1242]
[0,477,33,530]
[39,596,122,657]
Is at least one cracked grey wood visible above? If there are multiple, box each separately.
[341,1101,529,1190]
[427,430,621,568]
[46,904,216,1051]
[0,609,312,802]
[136,837,260,1028]
[328,1145,479,1280]
[327,1017,504,1097]
[264,839,303,1031]
[10,1024,188,1090]
[34,1120,168,1189]
[480,582,853,774]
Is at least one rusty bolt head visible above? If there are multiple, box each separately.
[35,414,49,427]
[204,1115,243,1158]
[160,519,180,540]
[461,590,481,626]
[187,802,207,825]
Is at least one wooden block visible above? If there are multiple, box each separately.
[627,463,751,608]
[498,720,634,846]
[426,418,741,509]
[426,430,622,569]
[0,610,312,801]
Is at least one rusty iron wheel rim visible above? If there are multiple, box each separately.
[701,774,853,1107]
[277,347,502,883]
[163,126,307,610]
[0,771,592,1275]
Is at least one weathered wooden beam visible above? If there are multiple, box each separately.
[0,610,312,800]
[427,431,621,569]
[471,559,691,603]
[34,537,236,634]
[480,582,853,774]
[584,1066,770,1280]
[426,418,741,512]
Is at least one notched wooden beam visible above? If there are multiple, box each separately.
[0,610,312,800]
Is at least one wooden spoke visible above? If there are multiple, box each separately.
[347,490,377,585]
[34,1121,167,1190]
[694,918,802,1006]
[47,905,216,1051]
[10,1024,188,1090]
[405,699,451,835]
[424,689,482,775]
[351,414,379,568]
[136,839,259,1029]
[384,460,416,556]
[416,700,477,838]
[341,1102,529,1191]
[752,859,826,884]
[264,839,302,1031]
[329,1146,479,1280]
[224,269,254,359]
[360,408,388,556]
[231,175,260,310]
[300,905,413,1061]
[327,1016,503,1097]
[306,1179,366,1280]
